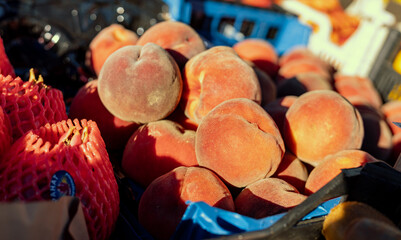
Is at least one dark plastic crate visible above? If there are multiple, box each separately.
[369,28,401,102]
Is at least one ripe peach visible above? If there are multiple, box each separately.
[277,58,332,83]
[121,120,198,188]
[381,100,401,119]
[272,151,309,193]
[263,95,298,135]
[233,38,279,78]
[279,47,334,74]
[353,101,393,162]
[68,80,140,151]
[252,65,277,107]
[97,43,182,123]
[283,90,364,166]
[386,113,401,136]
[344,218,401,240]
[334,75,383,109]
[138,166,235,240]
[181,46,261,124]
[196,98,285,188]
[136,21,206,69]
[235,177,307,219]
[87,24,138,76]
[304,149,379,195]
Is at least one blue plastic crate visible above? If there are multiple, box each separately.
[163,0,312,55]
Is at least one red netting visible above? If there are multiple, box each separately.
[0,74,67,141]
[0,105,11,158]
[0,119,119,240]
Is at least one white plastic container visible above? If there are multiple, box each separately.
[280,0,395,77]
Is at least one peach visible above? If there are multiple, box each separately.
[252,65,277,107]
[344,218,401,240]
[277,58,332,83]
[353,102,393,163]
[279,47,334,73]
[322,201,396,240]
[181,46,261,124]
[136,21,206,69]
[87,24,138,76]
[381,100,401,119]
[263,95,298,135]
[138,166,235,240]
[233,38,279,78]
[304,149,379,195]
[121,120,198,188]
[283,90,364,166]
[235,177,307,219]
[276,72,333,98]
[334,75,383,109]
[196,98,285,188]
[386,112,401,136]
[97,43,182,123]
[272,151,309,193]
[68,80,140,151]
[240,0,274,8]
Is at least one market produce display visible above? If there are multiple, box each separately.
[0,0,401,239]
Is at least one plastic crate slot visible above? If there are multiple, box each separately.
[265,26,278,40]
[240,20,254,37]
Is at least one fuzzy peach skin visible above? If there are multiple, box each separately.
[343,218,401,240]
[334,75,383,110]
[233,38,279,78]
[235,177,307,219]
[263,95,298,135]
[138,166,235,240]
[196,98,285,188]
[386,112,401,136]
[277,58,332,84]
[98,43,182,123]
[181,46,261,124]
[322,201,396,240]
[68,80,140,151]
[121,120,198,188]
[272,151,309,193]
[381,100,401,119]
[279,47,334,74]
[304,149,380,195]
[283,90,364,166]
[87,24,138,76]
[136,21,206,68]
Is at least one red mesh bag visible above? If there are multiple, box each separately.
[0,37,15,78]
[0,119,119,240]
[0,105,12,158]
[0,69,67,141]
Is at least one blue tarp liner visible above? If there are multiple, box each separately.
[172,197,342,239]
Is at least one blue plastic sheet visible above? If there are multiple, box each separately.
[172,197,342,239]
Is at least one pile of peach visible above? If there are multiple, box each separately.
[69,21,401,239]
